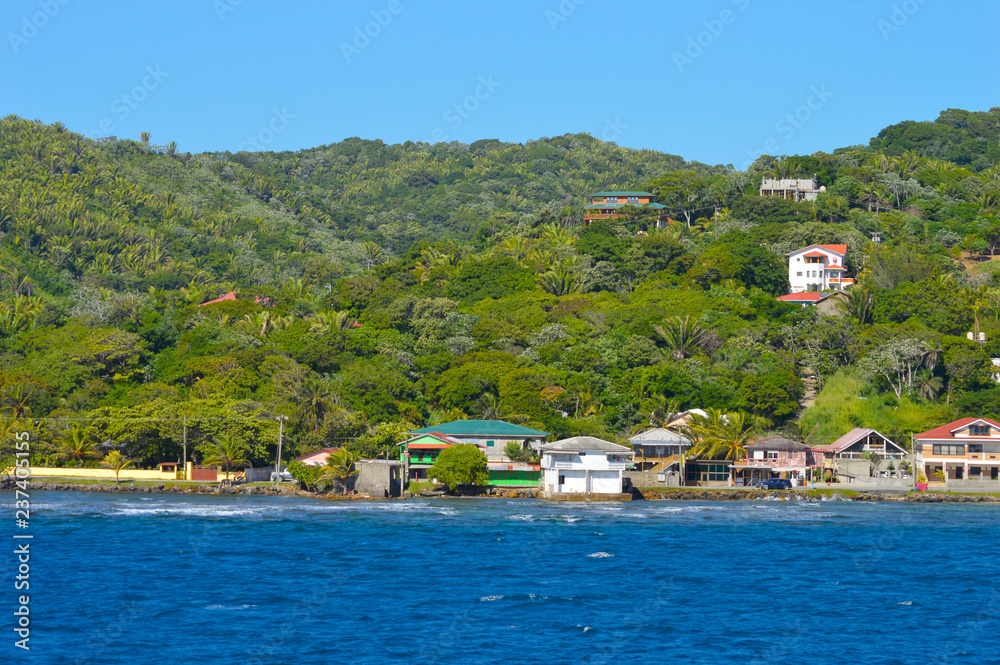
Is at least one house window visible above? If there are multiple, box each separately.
[970,425,990,436]
[969,444,983,453]
[766,452,779,459]
[932,444,965,456]
[605,197,617,203]
[796,272,803,277]
[627,196,639,204]
[487,440,494,447]
[971,467,982,475]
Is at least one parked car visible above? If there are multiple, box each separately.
[270,470,295,482]
[752,478,792,490]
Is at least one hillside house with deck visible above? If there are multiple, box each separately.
[584,191,669,226]
[786,244,853,293]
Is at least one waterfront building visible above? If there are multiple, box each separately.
[402,420,549,487]
[913,417,1000,483]
[540,436,633,497]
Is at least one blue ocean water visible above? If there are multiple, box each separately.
[7,492,1000,665]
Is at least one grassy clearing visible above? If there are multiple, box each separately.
[800,370,955,444]
[406,481,439,494]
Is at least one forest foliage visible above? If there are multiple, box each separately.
[1,108,1000,470]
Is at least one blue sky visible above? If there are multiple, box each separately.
[2,0,998,167]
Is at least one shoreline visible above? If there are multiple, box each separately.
[16,480,1000,504]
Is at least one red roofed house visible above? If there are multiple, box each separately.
[786,244,854,293]
[200,291,238,307]
[914,418,1000,484]
[776,290,848,315]
[295,448,341,467]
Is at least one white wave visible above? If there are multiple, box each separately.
[506,514,535,521]
[205,604,255,610]
[586,551,614,558]
[479,595,504,602]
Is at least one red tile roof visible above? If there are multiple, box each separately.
[823,265,844,271]
[408,443,452,449]
[820,245,848,255]
[200,291,238,306]
[913,418,1000,440]
[802,251,828,258]
[777,292,824,302]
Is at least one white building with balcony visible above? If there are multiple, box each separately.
[540,437,634,497]
[759,176,825,202]
[786,244,854,293]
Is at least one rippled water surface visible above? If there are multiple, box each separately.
[11,492,1000,664]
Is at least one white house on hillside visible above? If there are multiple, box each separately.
[786,244,854,293]
[540,437,633,497]
[759,176,824,202]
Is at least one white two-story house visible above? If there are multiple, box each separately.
[914,417,1000,483]
[540,437,633,497]
[786,244,854,293]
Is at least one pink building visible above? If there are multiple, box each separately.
[730,436,824,486]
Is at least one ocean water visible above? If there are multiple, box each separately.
[9,492,1000,665]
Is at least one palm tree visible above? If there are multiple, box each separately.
[652,315,706,360]
[685,409,758,461]
[838,285,874,325]
[633,395,681,431]
[299,378,335,430]
[321,449,358,495]
[201,434,249,486]
[56,426,100,464]
[139,132,151,152]
[101,450,131,485]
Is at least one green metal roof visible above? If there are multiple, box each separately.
[591,191,653,196]
[409,420,548,437]
[584,202,667,210]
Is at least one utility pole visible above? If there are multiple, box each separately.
[275,415,287,486]
[182,414,187,481]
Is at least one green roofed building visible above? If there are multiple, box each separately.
[584,191,670,226]
[404,420,549,488]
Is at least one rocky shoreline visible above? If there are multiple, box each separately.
[16,481,1000,503]
[637,488,1000,503]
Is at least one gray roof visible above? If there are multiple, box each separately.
[541,437,632,453]
[747,436,808,452]
[629,428,691,446]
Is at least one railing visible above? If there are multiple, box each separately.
[606,462,627,470]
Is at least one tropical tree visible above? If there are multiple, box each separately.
[56,426,100,465]
[633,395,682,431]
[100,450,131,485]
[428,444,489,491]
[652,315,706,360]
[685,409,758,461]
[201,434,249,486]
[320,449,358,495]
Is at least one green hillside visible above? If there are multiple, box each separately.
[1,110,999,472]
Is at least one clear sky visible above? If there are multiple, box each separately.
[2,0,998,168]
